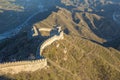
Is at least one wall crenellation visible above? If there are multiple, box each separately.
[0,59,47,74]
[0,26,64,74]
[0,59,46,68]
[36,26,64,57]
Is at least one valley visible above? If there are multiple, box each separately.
[0,0,120,80]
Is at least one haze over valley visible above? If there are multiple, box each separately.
[0,0,120,80]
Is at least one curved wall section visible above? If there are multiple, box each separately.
[0,26,64,74]
[40,31,64,55]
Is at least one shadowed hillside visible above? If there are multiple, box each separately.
[0,7,120,80]
[0,0,120,80]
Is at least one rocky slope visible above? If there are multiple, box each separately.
[0,0,120,80]
[0,7,120,80]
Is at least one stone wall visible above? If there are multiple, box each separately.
[36,26,64,57]
[27,25,39,39]
[0,59,47,74]
[39,28,52,32]
[40,31,64,55]
[0,26,64,74]
[28,26,52,39]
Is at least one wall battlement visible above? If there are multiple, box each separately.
[0,59,47,74]
[0,26,64,74]
[36,26,64,57]
[39,28,52,32]
[0,59,46,68]
[40,31,64,55]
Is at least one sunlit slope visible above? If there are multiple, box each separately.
[35,8,103,41]
[6,34,120,80]
[43,34,120,80]
[0,6,120,80]
[0,0,22,11]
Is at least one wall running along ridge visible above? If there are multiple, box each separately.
[0,26,64,74]
[36,26,64,58]
[40,31,64,55]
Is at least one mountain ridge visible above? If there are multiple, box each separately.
[0,0,120,80]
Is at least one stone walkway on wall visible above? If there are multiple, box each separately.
[0,26,64,74]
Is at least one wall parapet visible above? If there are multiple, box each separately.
[0,59,46,68]
[0,26,64,74]
[39,28,52,32]
[36,26,64,58]
[40,31,64,55]
[0,59,47,74]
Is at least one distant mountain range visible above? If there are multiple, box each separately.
[0,0,120,80]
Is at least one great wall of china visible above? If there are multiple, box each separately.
[0,59,47,74]
[36,26,64,58]
[0,25,64,74]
